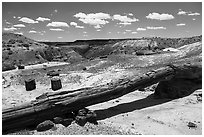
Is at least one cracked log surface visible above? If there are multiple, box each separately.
[2,42,202,132]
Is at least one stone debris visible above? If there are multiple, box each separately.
[36,120,55,132]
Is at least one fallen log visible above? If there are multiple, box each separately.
[2,63,201,132]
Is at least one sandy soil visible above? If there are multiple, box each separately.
[2,58,202,135]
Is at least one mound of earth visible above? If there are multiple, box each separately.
[2,33,84,71]
[45,35,202,59]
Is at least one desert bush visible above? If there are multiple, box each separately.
[8,39,16,44]
[8,50,13,55]
[2,63,16,71]
[22,43,30,47]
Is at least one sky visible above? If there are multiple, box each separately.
[2,2,202,42]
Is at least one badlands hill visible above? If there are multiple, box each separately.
[2,33,84,71]
[2,33,202,71]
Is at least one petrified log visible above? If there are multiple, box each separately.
[51,76,62,91]
[2,63,201,132]
[25,79,36,91]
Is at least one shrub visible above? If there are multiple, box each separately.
[2,63,16,71]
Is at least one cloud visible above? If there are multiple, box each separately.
[3,27,17,31]
[177,10,187,15]
[17,16,21,19]
[14,32,23,35]
[50,28,64,31]
[19,17,38,24]
[128,13,133,16]
[96,29,101,31]
[74,12,111,28]
[147,26,166,30]
[192,18,196,20]
[36,17,51,22]
[13,16,16,18]
[137,27,146,31]
[6,22,11,25]
[29,30,37,33]
[58,37,63,39]
[146,12,174,20]
[54,9,58,13]
[178,9,200,16]
[47,22,69,27]
[132,32,137,34]
[125,30,131,32]
[113,14,138,25]
[13,24,26,27]
[70,22,84,28]
[188,12,200,16]
[176,23,186,26]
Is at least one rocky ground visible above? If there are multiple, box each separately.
[2,40,202,135]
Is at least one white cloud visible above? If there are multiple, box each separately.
[113,14,138,25]
[177,10,187,15]
[176,23,186,26]
[17,16,21,19]
[96,29,101,31]
[19,17,38,24]
[125,30,131,32]
[58,37,63,39]
[188,12,200,16]
[137,27,146,31]
[36,17,51,22]
[50,28,64,31]
[74,12,111,28]
[178,9,200,16]
[70,22,77,26]
[146,12,174,20]
[192,18,196,20]
[29,30,37,33]
[83,31,87,34]
[3,27,17,31]
[13,16,16,18]
[76,25,84,29]
[70,22,84,28]
[147,26,166,30]
[6,22,11,25]
[128,13,133,16]
[132,32,137,34]
[14,32,23,35]
[13,24,26,27]
[54,9,58,13]
[47,22,69,27]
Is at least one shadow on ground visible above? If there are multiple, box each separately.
[95,94,172,120]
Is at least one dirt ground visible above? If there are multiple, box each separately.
[3,61,202,135]
[2,43,202,135]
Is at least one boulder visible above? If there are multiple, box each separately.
[154,78,201,99]
[62,118,73,127]
[53,117,64,124]
[75,116,87,126]
[86,110,97,124]
[36,120,55,132]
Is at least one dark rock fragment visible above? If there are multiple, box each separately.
[36,120,55,132]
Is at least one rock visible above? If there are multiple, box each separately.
[77,108,89,116]
[86,110,97,124]
[154,78,201,99]
[187,122,197,128]
[53,117,64,124]
[36,120,55,132]
[62,118,73,127]
[75,116,87,126]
